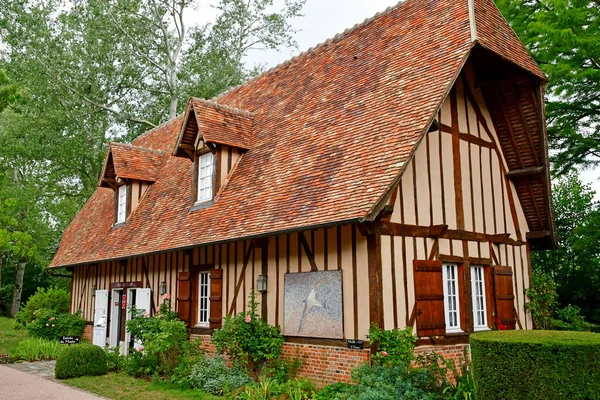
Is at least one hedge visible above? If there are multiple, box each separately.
[55,344,107,379]
[470,330,600,400]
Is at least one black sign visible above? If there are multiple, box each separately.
[347,339,363,350]
[60,336,80,345]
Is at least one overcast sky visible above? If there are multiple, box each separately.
[213,0,599,195]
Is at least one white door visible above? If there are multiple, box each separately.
[92,290,109,347]
[133,288,152,350]
[109,289,122,349]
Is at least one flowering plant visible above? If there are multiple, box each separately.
[212,290,284,378]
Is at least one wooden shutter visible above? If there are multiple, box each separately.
[209,269,223,329]
[414,260,445,336]
[493,266,516,330]
[177,272,192,327]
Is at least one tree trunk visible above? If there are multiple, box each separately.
[10,261,26,317]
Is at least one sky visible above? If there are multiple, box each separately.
[200,0,600,197]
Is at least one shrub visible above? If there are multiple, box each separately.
[122,348,159,377]
[25,308,86,341]
[10,338,62,361]
[55,344,107,379]
[313,382,354,400]
[14,287,70,329]
[104,346,124,373]
[126,296,189,377]
[212,290,284,378]
[368,323,417,369]
[188,355,252,395]
[471,330,600,399]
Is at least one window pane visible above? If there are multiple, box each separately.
[197,153,214,202]
[443,264,460,331]
[197,272,211,327]
[471,266,487,329]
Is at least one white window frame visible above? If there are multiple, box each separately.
[116,184,127,224]
[442,263,462,333]
[196,152,214,203]
[197,271,211,327]
[470,265,489,331]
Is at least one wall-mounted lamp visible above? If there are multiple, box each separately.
[91,284,97,297]
[256,275,268,293]
[159,281,167,295]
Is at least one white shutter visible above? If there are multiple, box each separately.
[92,290,109,348]
[133,288,152,350]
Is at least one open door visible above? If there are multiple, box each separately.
[127,288,151,351]
[92,290,109,347]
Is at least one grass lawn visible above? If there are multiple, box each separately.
[64,372,219,400]
[0,316,27,355]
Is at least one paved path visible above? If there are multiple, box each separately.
[0,361,104,399]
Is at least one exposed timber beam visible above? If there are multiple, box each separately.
[505,166,544,179]
[526,230,551,240]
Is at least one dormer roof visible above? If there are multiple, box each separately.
[174,98,253,159]
[98,142,165,188]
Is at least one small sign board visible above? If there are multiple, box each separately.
[60,336,80,345]
[347,339,363,350]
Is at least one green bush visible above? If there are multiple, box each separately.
[188,355,252,395]
[25,308,86,341]
[126,297,189,377]
[55,344,107,379]
[471,330,600,399]
[10,338,62,361]
[14,287,70,329]
[212,290,284,378]
[368,323,417,369]
[122,348,159,377]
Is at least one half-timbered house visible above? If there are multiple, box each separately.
[50,0,556,383]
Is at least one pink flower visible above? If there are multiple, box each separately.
[381,351,388,357]
[45,323,49,326]
[137,347,143,352]
[245,315,251,323]
[49,317,55,321]
[163,293,171,300]
[143,312,149,317]
[51,324,55,327]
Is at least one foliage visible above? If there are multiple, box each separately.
[126,297,189,377]
[122,348,160,378]
[470,330,600,399]
[169,339,206,388]
[368,323,417,369]
[10,337,62,361]
[524,271,558,329]
[187,355,252,395]
[552,304,597,332]
[528,174,600,324]
[55,343,107,379]
[104,347,125,373]
[233,376,315,400]
[312,382,354,400]
[14,287,70,328]
[496,0,600,175]
[212,290,284,378]
[414,352,456,394]
[25,308,86,341]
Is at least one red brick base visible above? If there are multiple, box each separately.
[83,323,93,343]
[191,334,468,386]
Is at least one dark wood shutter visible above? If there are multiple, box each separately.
[177,271,192,327]
[413,260,446,336]
[209,269,223,329]
[493,266,516,330]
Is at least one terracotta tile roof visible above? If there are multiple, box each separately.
[191,98,253,149]
[98,143,166,187]
[50,0,546,268]
[473,0,546,81]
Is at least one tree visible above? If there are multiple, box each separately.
[531,173,600,322]
[496,0,600,175]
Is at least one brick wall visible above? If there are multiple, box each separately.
[191,334,468,386]
[83,323,93,342]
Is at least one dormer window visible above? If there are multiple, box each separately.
[116,184,128,224]
[197,152,214,203]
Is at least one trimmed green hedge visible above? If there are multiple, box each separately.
[470,330,600,399]
[55,344,107,379]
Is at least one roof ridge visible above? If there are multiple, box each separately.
[213,0,408,101]
[110,141,166,156]
[191,97,254,118]
[132,114,184,144]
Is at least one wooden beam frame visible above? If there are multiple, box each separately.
[506,166,544,179]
